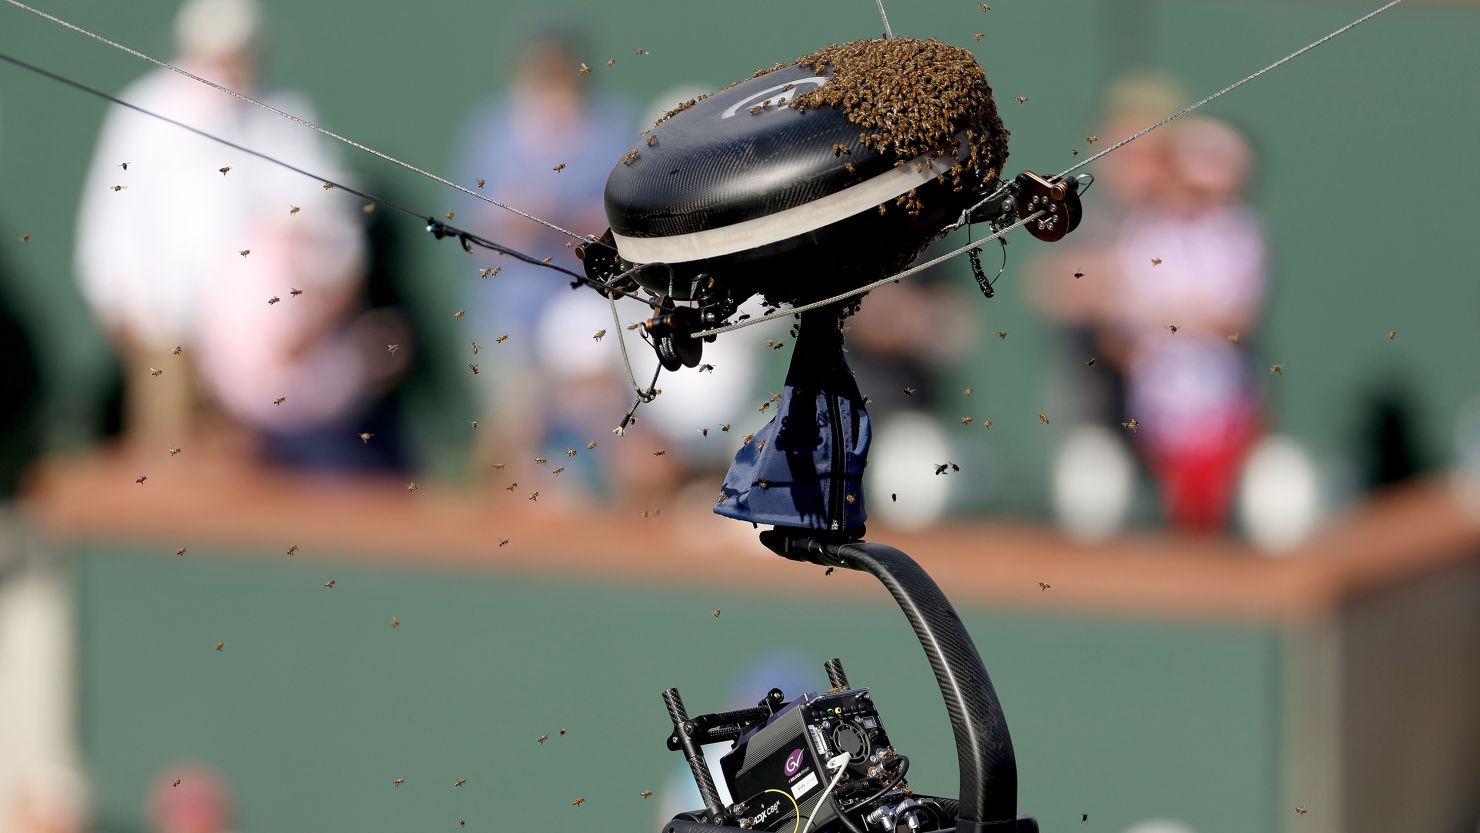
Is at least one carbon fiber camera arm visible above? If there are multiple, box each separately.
[758,531,1020,833]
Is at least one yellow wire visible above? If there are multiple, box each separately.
[763,788,802,833]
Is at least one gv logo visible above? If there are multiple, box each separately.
[721,76,827,119]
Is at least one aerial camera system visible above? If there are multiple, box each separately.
[584,37,1085,833]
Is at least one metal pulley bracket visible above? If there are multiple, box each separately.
[1011,171,1083,242]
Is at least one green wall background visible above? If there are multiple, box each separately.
[3,0,1479,511]
[74,545,1282,833]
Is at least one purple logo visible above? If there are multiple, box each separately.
[783,748,805,776]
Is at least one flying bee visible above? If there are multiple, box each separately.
[640,790,653,799]
[997,330,1008,339]
[697,363,715,373]
[363,203,376,214]
[974,33,983,40]
[559,728,567,736]
[359,432,373,443]
[21,233,30,242]
[172,345,183,355]
[1038,582,1051,591]
[1122,418,1139,432]
[572,798,586,807]
[1074,270,1084,278]
[980,2,990,8]
[1071,148,1079,156]
[1086,357,1097,367]
[504,482,516,492]
[110,184,127,191]
[169,447,182,456]
[498,538,510,547]
[136,474,147,484]
[173,779,182,788]
[476,178,486,188]
[219,166,231,175]
[1227,332,1241,344]
[1039,413,1050,425]
[652,449,666,456]
[712,610,721,618]
[1269,364,1284,375]
[1016,95,1028,104]
[239,250,250,257]
[454,779,467,788]
[961,417,973,425]
[444,211,454,221]
[720,424,730,432]
[699,428,709,438]
[542,256,553,264]
[290,288,303,297]
[647,134,659,147]
[551,466,565,475]
[1387,330,1398,341]
[565,448,577,458]
[635,48,648,55]
[586,441,598,449]
[471,421,480,429]
[324,579,335,589]
[322,181,334,190]
[626,322,640,331]
[1167,324,1179,334]
[496,335,508,343]
[393,779,404,787]
[215,642,224,652]
[607,57,616,68]
[176,546,187,556]
[492,463,505,470]
[934,463,948,475]
[742,434,755,444]
[480,266,502,279]
[453,310,465,320]
[579,63,591,75]
[459,820,466,827]
[468,362,479,375]
[758,402,769,413]
[1086,135,1098,143]
[1151,257,1163,266]
[553,163,567,172]
[593,329,606,341]
[537,735,549,744]
[845,494,856,504]
[273,396,286,405]
[267,296,280,305]
[120,162,128,171]
[150,367,163,377]
[535,456,548,465]
[407,482,418,492]
[289,205,300,216]
[981,419,993,429]
[528,491,539,501]
[389,616,399,628]
[964,387,974,396]
[903,387,916,397]
[1295,807,1307,816]
[470,342,480,355]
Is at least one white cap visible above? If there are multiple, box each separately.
[174,0,261,60]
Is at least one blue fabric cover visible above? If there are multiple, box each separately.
[714,314,870,531]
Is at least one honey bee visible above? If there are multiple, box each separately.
[981,419,993,429]
[553,163,567,172]
[1227,333,1241,344]
[903,387,916,397]
[476,178,486,188]
[586,441,598,449]
[980,2,990,8]
[1086,357,1097,367]
[551,466,565,475]
[468,363,479,375]
[1167,324,1179,334]
[150,367,163,377]
[844,494,856,504]
[173,779,182,788]
[176,546,187,557]
[593,329,606,341]
[1295,807,1307,816]
[453,310,465,320]
[290,288,303,297]
[110,184,127,191]
[934,463,949,475]
[607,57,616,68]
[1086,135,1098,144]
[136,475,148,484]
[445,211,454,221]
[393,778,405,787]
[537,735,549,744]
[389,616,399,628]
[572,798,586,807]
[652,449,666,456]
[1082,814,1088,823]
[120,162,128,171]
[480,266,502,279]
[239,250,250,257]
[1073,270,1084,278]
[535,456,548,465]
[1268,364,1284,375]
[324,579,336,589]
[528,491,539,501]
[173,345,183,355]
[964,387,973,396]
[505,482,516,492]
[826,566,836,575]
[1122,418,1139,432]
[1038,582,1051,592]
[219,166,231,175]
[961,417,973,425]
[626,322,641,330]
[407,482,418,492]
[640,790,653,799]
[712,610,722,618]
[21,232,30,243]
[498,538,510,547]
[169,447,182,456]
[974,33,983,40]
[1387,330,1397,341]
[635,48,648,55]
[1071,148,1079,157]
[559,728,567,736]
[273,396,286,405]
[758,402,769,414]
[496,335,508,343]
[579,63,591,75]
[1039,413,1050,425]
[322,181,334,190]
[470,342,480,355]
[267,296,280,305]
[215,642,224,652]
[1151,257,1163,266]
[542,256,554,264]
[647,134,659,147]
[359,432,373,443]
[289,205,300,216]
[719,424,730,432]
[1016,96,1028,104]
[997,330,1008,339]
[566,449,577,457]
[454,779,467,788]
[458,820,466,827]
[363,203,376,214]
[471,421,480,429]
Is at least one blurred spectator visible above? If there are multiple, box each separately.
[1033,76,1269,535]
[74,0,392,470]
[448,23,636,493]
[147,766,234,833]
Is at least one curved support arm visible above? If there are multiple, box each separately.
[759,531,1018,833]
